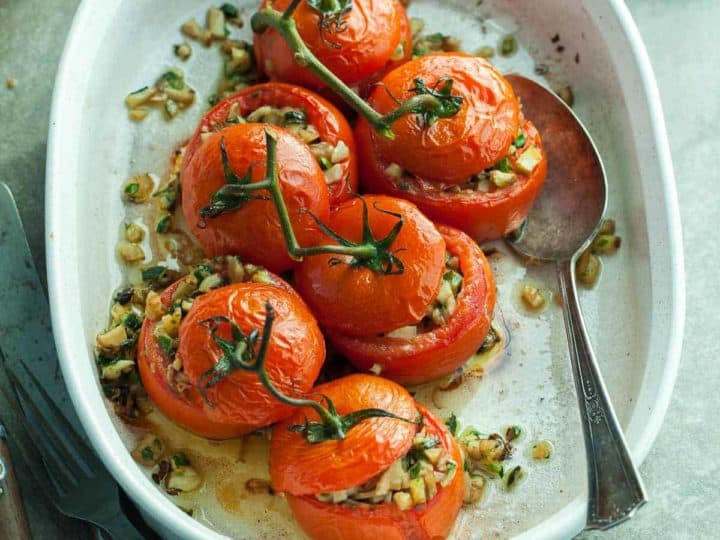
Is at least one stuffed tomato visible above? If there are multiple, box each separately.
[294,195,447,337]
[184,83,358,206]
[137,257,325,439]
[254,0,410,91]
[182,123,330,273]
[328,224,496,385]
[270,374,464,540]
[357,53,547,242]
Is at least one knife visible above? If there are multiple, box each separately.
[0,183,86,436]
[0,183,156,539]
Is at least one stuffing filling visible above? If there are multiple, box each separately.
[386,130,541,195]
[94,256,274,414]
[316,416,458,510]
[384,251,463,339]
[200,104,351,186]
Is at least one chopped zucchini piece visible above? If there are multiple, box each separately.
[515,145,543,175]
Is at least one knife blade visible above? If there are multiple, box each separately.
[0,182,86,438]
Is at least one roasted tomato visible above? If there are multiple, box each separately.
[184,83,358,206]
[357,2,413,97]
[137,265,325,439]
[182,123,330,273]
[294,195,446,337]
[365,52,520,184]
[329,225,496,385]
[357,113,547,242]
[270,375,464,540]
[254,0,408,90]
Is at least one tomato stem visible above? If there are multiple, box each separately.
[281,0,303,19]
[200,128,405,274]
[198,302,413,443]
[250,5,462,139]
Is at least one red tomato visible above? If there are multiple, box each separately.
[357,116,547,242]
[294,195,446,337]
[270,374,418,495]
[137,277,325,439]
[329,224,496,384]
[270,376,464,540]
[184,83,358,206]
[357,1,413,98]
[254,0,406,89]
[181,123,330,273]
[367,53,520,184]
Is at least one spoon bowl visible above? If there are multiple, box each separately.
[506,75,647,531]
[505,74,607,260]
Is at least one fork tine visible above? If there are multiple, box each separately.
[5,365,96,479]
[0,373,75,496]
[13,359,101,471]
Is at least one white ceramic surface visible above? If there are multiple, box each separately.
[45,0,684,538]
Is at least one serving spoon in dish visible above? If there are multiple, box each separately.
[505,74,647,530]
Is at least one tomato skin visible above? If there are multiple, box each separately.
[254,0,404,89]
[357,116,547,243]
[329,225,496,385]
[178,282,325,427]
[294,195,446,337]
[281,404,465,540]
[270,374,418,495]
[137,277,324,439]
[357,2,413,98]
[184,83,358,206]
[181,123,330,273]
[368,53,520,184]
[138,318,246,440]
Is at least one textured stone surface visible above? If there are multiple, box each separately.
[0,0,716,538]
[0,2,91,538]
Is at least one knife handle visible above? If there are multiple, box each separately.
[0,427,32,540]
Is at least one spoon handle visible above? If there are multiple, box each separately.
[556,259,647,530]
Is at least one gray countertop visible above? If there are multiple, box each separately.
[0,0,716,538]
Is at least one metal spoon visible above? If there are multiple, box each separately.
[505,74,647,530]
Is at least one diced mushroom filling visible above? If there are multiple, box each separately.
[457,426,522,502]
[200,104,351,186]
[152,452,203,496]
[149,258,278,394]
[384,252,463,339]
[387,130,541,194]
[316,418,458,510]
[124,68,197,122]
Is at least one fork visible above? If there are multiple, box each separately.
[0,358,149,540]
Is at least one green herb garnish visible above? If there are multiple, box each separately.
[283,110,307,125]
[499,35,517,56]
[446,413,459,436]
[122,312,142,331]
[172,453,190,467]
[220,4,239,18]
[161,70,185,90]
[157,334,175,356]
[156,213,172,233]
[506,465,524,488]
[142,265,168,282]
[494,157,512,173]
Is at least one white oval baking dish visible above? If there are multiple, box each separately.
[45,0,684,538]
